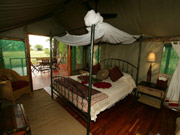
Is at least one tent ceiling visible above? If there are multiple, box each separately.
[1,0,180,38]
[0,0,65,32]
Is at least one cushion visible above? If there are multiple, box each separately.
[6,73,15,82]
[92,63,100,75]
[0,74,9,81]
[97,68,109,80]
[109,66,124,82]
[12,81,29,91]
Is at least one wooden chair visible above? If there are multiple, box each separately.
[39,58,50,72]
[31,62,40,72]
[0,69,31,103]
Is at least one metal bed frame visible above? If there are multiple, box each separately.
[51,58,139,135]
[50,25,142,135]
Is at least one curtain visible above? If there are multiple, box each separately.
[165,42,180,107]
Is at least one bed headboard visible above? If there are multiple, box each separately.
[100,58,138,84]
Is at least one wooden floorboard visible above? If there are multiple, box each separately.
[56,95,180,135]
[32,64,68,90]
[32,65,180,134]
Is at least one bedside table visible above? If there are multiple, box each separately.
[137,81,167,109]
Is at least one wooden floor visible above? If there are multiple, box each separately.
[57,95,180,135]
[32,64,68,90]
[32,66,180,135]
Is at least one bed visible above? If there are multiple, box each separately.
[51,58,138,122]
[50,10,140,135]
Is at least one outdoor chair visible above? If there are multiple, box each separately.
[52,57,61,70]
[31,62,40,72]
[40,59,50,72]
[0,69,31,103]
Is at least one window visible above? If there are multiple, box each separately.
[0,39,27,76]
[87,45,101,65]
[72,46,84,70]
[160,43,179,75]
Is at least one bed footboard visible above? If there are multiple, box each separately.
[52,76,89,117]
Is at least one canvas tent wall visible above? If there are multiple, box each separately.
[0,0,179,83]
[0,17,65,40]
[101,41,164,83]
[1,0,180,38]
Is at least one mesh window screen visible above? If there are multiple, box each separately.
[0,39,27,75]
[72,46,84,71]
[87,45,101,66]
[160,44,178,74]
[58,42,67,64]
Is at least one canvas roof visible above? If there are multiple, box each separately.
[0,0,180,39]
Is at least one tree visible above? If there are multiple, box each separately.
[34,44,43,51]
[0,39,25,51]
[58,42,66,57]
[30,45,33,51]
[44,48,50,55]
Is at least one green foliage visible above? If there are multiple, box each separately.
[95,45,101,64]
[0,39,25,51]
[160,44,178,75]
[58,42,66,57]
[87,45,101,64]
[2,50,50,68]
[44,48,50,55]
[30,45,34,51]
[34,44,43,51]
[58,42,67,64]
[30,51,49,57]
[3,51,26,68]
[0,39,26,68]
[30,51,49,64]
[76,46,83,64]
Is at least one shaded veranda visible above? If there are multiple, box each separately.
[32,64,68,90]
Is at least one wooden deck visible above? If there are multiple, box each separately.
[32,64,68,90]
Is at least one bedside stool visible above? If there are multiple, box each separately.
[137,81,167,109]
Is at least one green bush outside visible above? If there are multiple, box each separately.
[3,51,50,68]
[3,51,26,68]
[160,45,178,75]
[31,51,50,64]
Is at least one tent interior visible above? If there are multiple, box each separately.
[1,0,180,80]
[1,0,180,134]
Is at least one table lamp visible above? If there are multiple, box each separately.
[147,52,156,83]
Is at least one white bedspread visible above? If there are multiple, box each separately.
[70,72,136,121]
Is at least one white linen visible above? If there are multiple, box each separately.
[54,10,136,46]
[70,72,136,121]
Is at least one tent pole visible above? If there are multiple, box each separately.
[136,35,142,95]
[50,35,53,99]
[87,24,95,135]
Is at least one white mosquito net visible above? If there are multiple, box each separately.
[54,10,137,46]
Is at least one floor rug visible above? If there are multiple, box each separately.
[2,89,87,135]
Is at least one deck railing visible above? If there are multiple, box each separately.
[0,56,66,75]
